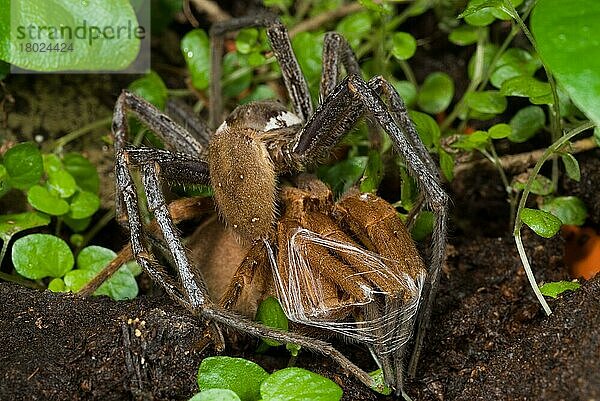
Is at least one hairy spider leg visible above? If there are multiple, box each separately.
[165,98,212,151]
[289,74,449,394]
[319,32,362,102]
[209,13,313,128]
[112,90,380,390]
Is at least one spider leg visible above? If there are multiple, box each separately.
[166,98,212,151]
[290,74,449,392]
[209,13,313,128]
[319,32,361,102]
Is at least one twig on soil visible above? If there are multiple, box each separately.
[289,2,364,37]
[454,136,598,176]
[189,0,231,23]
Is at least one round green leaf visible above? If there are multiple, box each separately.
[449,25,482,46]
[451,131,489,151]
[48,277,66,292]
[5,0,142,71]
[69,190,100,219]
[27,185,70,215]
[317,156,367,196]
[260,367,342,401]
[47,169,77,198]
[0,211,50,242]
[520,208,562,238]
[181,29,211,91]
[490,48,541,88]
[222,52,252,99]
[94,268,138,300]
[540,196,587,226]
[500,76,552,103]
[465,90,507,114]
[335,11,372,49]
[489,123,512,139]
[417,72,454,114]
[198,356,269,401]
[77,245,117,272]
[291,32,324,98]
[255,296,289,347]
[411,211,434,241]
[12,234,74,279]
[3,142,43,190]
[63,269,95,292]
[463,0,496,26]
[508,105,545,143]
[531,0,600,126]
[189,389,241,401]
[392,80,417,108]
[408,110,440,149]
[390,32,416,61]
[236,28,259,55]
[43,154,63,175]
[62,153,100,193]
[128,70,168,110]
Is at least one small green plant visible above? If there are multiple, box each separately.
[0,141,138,299]
[193,356,342,401]
[539,280,581,298]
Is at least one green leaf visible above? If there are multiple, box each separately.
[368,369,392,396]
[0,164,10,197]
[222,52,252,99]
[291,32,324,100]
[561,153,580,182]
[520,208,562,238]
[3,142,43,190]
[531,0,600,126]
[236,28,259,55]
[488,123,511,139]
[43,154,63,175]
[198,357,269,401]
[439,149,454,182]
[449,25,482,46]
[451,131,489,151]
[62,153,100,193]
[317,156,368,196]
[500,76,552,104]
[241,84,276,104]
[69,191,100,219]
[408,110,440,148]
[360,150,384,193]
[540,196,587,226]
[63,215,92,232]
[3,0,142,71]
[189,389,241,401]
[335,12,372,49]
[390,32,416,61]
[255,297,289,347]
[27,185,70,215]
[128,71,168,110]
[65,245,138,300]
[508,105,545,143]
[260,367,342,401]
[539,281,580,298]
[47,169,77,198]
[461,0,498,26]
[417,72,454,114]
[512,174,554,196]
[465,90,507,114]
[411,211,434,241]
[392,80,417,108]
[12,234,74,279]
[48,277,66,292]
[490,48,541,88]
[0,211,51,242]
[182,29,211,90]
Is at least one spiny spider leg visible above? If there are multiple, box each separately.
[290,74,449,392]
[320,32,362,102]
[166,98,212,150]
[209,13,313,128]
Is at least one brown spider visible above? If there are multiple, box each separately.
[111,13,448,396]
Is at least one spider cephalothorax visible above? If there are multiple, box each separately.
[112,12,448,396]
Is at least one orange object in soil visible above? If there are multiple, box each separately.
[562,225,600,280]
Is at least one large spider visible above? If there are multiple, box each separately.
[112,13,448,396]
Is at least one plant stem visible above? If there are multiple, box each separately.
[0,240,9,267]
[0,271,45,290]
[79,208,115,251]
[52,116,112,150]
[513,120,595,316]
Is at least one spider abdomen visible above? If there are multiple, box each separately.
[209,123,277,241]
